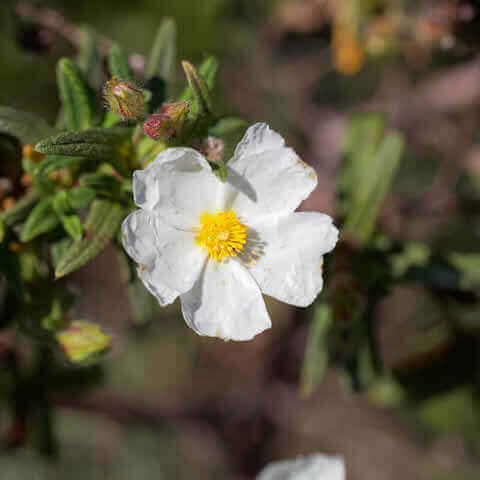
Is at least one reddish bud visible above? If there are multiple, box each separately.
[143,101,189,141]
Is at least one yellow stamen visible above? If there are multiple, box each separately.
[196,211,247,262]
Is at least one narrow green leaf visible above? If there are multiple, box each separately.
[52,190,71,214]
[146,18,176,83]
[20,198,59,242]
[77,26,103,88]
[300,303,332,397]
[35,128,132,176]
[181,56,218,105]
[60,214,83,241]
[181,60,213,117]
[342,113,404,243]
[35,154,87,178]
[198,56,219,91]
[108,43,133,81]
[67,186,96,209]
[0,190,40,227]
[55,200,124,278]
[344,131,404,242]
[57,58,94,130]
[79,173,122,198]
[209,117,247,137]
[0,106,56,145]
[50,237,72,268]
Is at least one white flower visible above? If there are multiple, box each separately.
[256,454,345,480]
[122,123,339,341]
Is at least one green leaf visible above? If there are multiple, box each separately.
[198,56,219,91]
[146,18,176,83]
[35,154,87,178]
[57,58,95,130]
[79,173,122,198]
[35,128,133,176]
[108,43,133,81]
[0,190,40,227]
[77,26,103,89]
[67,186,96,209]
[0,106,56,145]
[209,117,247,137]
[50,237,72,268]
[342,114,404,243]
[181,60,213,118]
[55,200,124,278]
[52,190,71,214]
[60,214,83,241]
[299,303,332,397]
[20,198,60,242]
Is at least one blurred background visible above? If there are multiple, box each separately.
[2,0,480,478]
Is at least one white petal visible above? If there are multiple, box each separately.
[122,210,206,306]
[244,212,338,307]
[133,147,223,229]
[257,454,345,480]
[180,259,271,341]
[224,123,317,221]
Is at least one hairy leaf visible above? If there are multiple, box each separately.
[57,58,95,130]
[108,43,133,81]
[35,128,133,176]
[20,198,59,242]
[1,190,40,227]
[35,154,87,177]
[0,106,56,145]
[146,18,176,83]
[55,200,124,278]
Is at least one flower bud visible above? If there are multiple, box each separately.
[143,101,189,141]
[104,78,145,120]
[57,320,111,364]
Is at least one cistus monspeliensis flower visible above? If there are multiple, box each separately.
[122,123,339,341]
[256,454,345,480]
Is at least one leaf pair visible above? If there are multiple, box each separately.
[341,113,404,244]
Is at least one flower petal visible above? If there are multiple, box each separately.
[133,147,222,229]
[225,123,317,221]
[122,210,206,306]
[244,212,338,307]
[180,259,271,341]
[257,454,345,480]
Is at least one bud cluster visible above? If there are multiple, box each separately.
[143,101,190,142]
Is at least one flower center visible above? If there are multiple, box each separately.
[196,211,247,262]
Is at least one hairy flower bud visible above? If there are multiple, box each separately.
[143,101,189,141]
[104,78,145,119]
[57,320,111,364]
